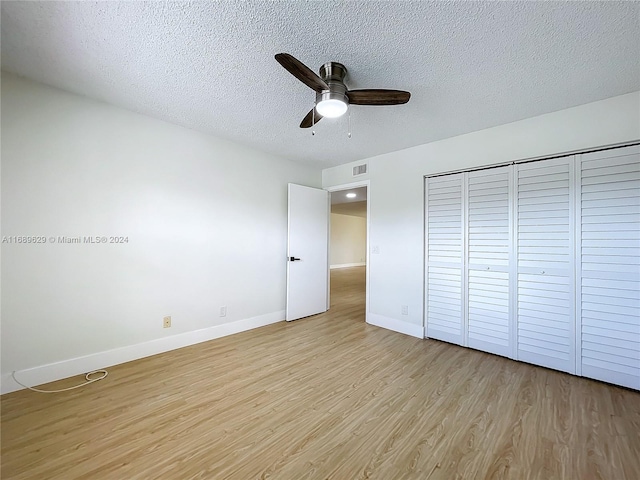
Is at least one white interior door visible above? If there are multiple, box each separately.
[516,157,575,374]
[578,145,640,390]
[286,183,329,321]
[467,166,512,358]
[425,174,465,345]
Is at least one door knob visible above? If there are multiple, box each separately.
[289,257,301,261]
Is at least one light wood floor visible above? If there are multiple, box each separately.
[2,266,639,479]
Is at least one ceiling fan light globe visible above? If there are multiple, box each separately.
[316,99,348,118]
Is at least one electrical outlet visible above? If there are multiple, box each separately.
[372,245,380,254]
[401,305,408,315]
[163,316,171,328]
[219,306,227,317]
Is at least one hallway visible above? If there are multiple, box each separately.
[329,265,365,313]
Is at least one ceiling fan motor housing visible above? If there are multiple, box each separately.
[317,62,349,106]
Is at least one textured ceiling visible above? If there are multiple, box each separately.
[2,1,639,169]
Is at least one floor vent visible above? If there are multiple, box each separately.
[353,164,367,176]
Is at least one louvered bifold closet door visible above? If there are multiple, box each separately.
[426,174,464,345]
[579,146,640,390]
[516,157,575,374]
[467,167,512,357]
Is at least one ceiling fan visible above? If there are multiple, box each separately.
[275,53,411,128]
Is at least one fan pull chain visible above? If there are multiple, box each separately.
[347,109,352,138]
[312,104,316,136]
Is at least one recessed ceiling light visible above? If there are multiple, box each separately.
[346,193,357,198]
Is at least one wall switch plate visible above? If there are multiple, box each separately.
[220,306,227,317]
[163,316,171,328]
[401,305,408,315]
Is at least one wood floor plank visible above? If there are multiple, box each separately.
[2,266,639,479]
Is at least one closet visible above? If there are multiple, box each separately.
[424,144,639,389]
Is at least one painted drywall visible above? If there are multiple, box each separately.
[1,73,321,392]
[323,91,640,336]
[332,201,367,218]
[330,213,366,268]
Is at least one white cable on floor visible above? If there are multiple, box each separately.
[11,369,108,393]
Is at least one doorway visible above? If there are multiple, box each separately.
[328,183,369,320]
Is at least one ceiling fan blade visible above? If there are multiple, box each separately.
[300,108,323,128]
[347,89,411,106]
[275,53,329,94]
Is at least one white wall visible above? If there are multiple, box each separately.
[1,73,321,392]
[323,91,640,337]
[330,213,366,268]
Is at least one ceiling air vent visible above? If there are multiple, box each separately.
[353,164,367,176]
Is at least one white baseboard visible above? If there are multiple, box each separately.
[1,310,284,395]
[367,312,424,339]
[330,262,366,269]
